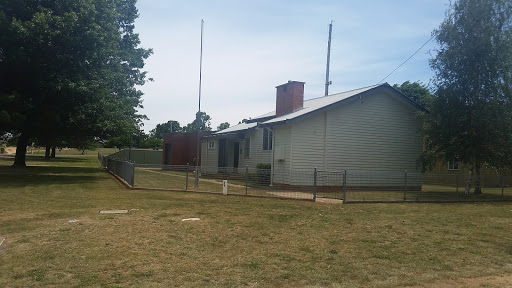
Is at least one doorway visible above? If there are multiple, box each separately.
[164,144,171,165]
[218,139,227,170]
[233,142,239,170]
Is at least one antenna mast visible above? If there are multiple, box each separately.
[195,19,204,187]
[324,21,333,96]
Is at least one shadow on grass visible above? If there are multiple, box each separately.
[0,165,100,188]
[0,154,95,162]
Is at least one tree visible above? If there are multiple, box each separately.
[217,122,230,131]
[150,120,182,139]
[105,136,126,150]
[392,81,433,107]
[182,112,212,132]
[144,137,163,150]
[0,0,151,166]
[0,132,12,146]
[426,0,512,195]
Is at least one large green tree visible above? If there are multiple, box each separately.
[182,112,212,133]
[392,81,433,107]
[426,0,512,195]
[150,120,182,139]
[0,0,151,166]
[217,122,230,131]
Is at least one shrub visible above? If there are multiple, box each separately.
[256,163,271,186]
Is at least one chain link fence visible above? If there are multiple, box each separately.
[98,153,511,202]
[98,152,135,186]
[134,164,316,200]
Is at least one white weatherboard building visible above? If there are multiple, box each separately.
[201,81,425,188]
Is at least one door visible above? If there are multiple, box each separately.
[233,142,239,169]
[164,144,171,165]
[218,139,227,171]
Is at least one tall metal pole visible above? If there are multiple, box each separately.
[129,133,132,161]
[195,19,204,187]
[324,21,333,96]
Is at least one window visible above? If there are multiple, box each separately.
[208,140,215,150]
[448,160,459,170]
[263,128,273,150]
[244,138,250,158]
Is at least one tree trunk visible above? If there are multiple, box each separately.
[45,145,51,159]
[12,132,30,167]
[474,162,482,195]
[464,162,474,196]
[51,145,56,158]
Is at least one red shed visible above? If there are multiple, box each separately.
[162,132,212,166]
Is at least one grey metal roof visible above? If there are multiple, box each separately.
[262,83,383,125]
[248,110,276,122]
[213,122,257,135]
[213,82,425,134]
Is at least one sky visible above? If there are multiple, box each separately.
[134,0,451,133]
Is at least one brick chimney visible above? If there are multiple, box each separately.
[275,81,305,117]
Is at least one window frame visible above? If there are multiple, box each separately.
[448,160,459,171]
[207,140,215,150]
[263,128,273,151]
[244,138,250,158]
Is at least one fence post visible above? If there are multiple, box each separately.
[456,173,459,200]
[313,167,317,201]
[501,174,504,200]
[195,167,199,187]
[130,162,135,187]
[245,165,248,195]
[403,170,407,201]
[186,163,189,191]
[342,170,347,202]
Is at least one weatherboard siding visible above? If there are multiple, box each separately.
[201,139,218,174]
[288,112,327,185]
[324,91,421,170]
[324,91,422,186]
[238,128,272,169]
[273,126,292,184]
[270,90,422,186]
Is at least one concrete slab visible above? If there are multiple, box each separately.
[181,218,200,221]
[0,238,6,253]
[99,210,129,214]
[315,197,343,204]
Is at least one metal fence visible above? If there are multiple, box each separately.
[107,149,162,165]
[133,164,316,200]
[98,152,135,186]
[97,155,511,203]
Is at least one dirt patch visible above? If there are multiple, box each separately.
[403,274,512,288]
[3,147,16,154]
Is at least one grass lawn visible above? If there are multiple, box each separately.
[1,156,512,287]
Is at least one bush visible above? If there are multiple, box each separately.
[256,163,271,186]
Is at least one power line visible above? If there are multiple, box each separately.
[378,34,435,84]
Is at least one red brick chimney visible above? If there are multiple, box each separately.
[275,81,305,117]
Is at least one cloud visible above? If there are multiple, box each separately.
[135,0,449,132]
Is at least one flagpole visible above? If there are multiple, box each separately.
[195,19,204,187]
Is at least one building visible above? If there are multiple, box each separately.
[162,132,212,166]
[201,81,425,188]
